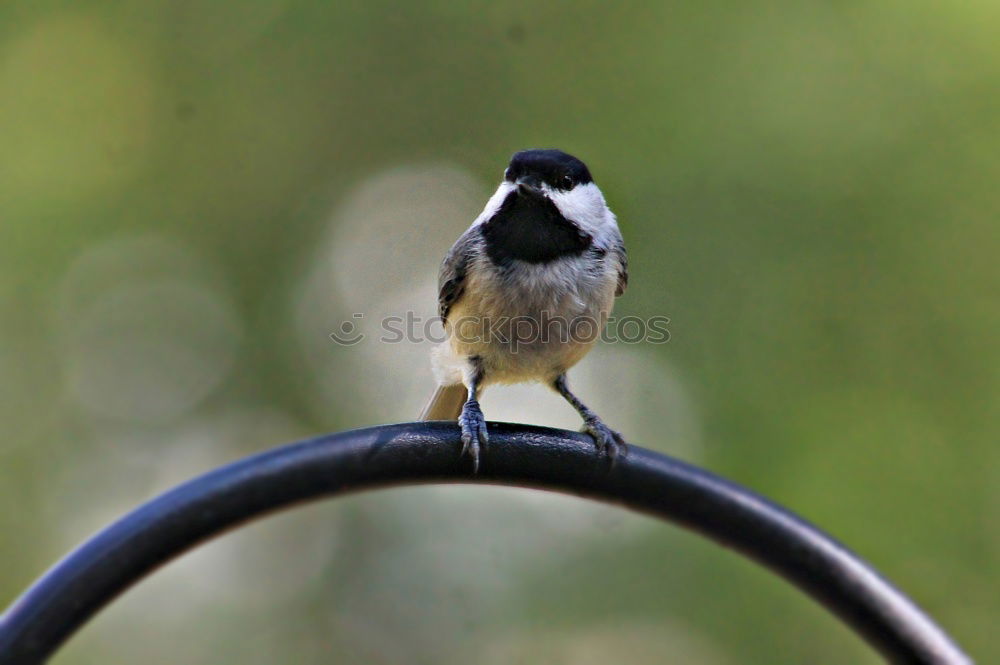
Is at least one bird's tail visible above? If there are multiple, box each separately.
[419,384,467,421]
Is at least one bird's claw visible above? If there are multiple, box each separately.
[459,400,488,472]
[583,417,627,462]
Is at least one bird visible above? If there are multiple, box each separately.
[419,149,628,471]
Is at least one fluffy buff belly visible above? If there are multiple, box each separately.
[432,259,616,386]
[450,323,598,384]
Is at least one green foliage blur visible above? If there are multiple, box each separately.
[0,1,996,663]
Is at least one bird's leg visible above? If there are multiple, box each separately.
[459,356,488,472]
[553,373,626,460]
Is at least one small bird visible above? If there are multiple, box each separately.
[419,149,628,471]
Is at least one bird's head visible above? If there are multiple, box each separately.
[474,149,616,248]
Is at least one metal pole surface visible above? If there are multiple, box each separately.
[0,422,974,665]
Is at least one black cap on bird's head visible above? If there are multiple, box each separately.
[504,149,593,195]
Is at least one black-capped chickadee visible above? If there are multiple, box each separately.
[419,149,628,471]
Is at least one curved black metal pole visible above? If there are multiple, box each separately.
[0,422,972,665]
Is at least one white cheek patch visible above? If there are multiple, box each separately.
[470,181,516,228]
[548,182,619,243]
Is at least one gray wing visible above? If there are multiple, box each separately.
[611,231,628,297]
[438,228,481,323]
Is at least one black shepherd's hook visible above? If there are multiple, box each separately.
[0,422,973,664]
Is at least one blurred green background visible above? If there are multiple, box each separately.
[0,1,996,663]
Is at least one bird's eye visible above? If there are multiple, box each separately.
[561,174,574,189]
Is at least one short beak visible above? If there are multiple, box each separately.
[516,175,543,197]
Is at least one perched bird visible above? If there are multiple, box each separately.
[419,149,629,471]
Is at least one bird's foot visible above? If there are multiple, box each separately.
[582,416,627,462]
[459,399,488,472]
